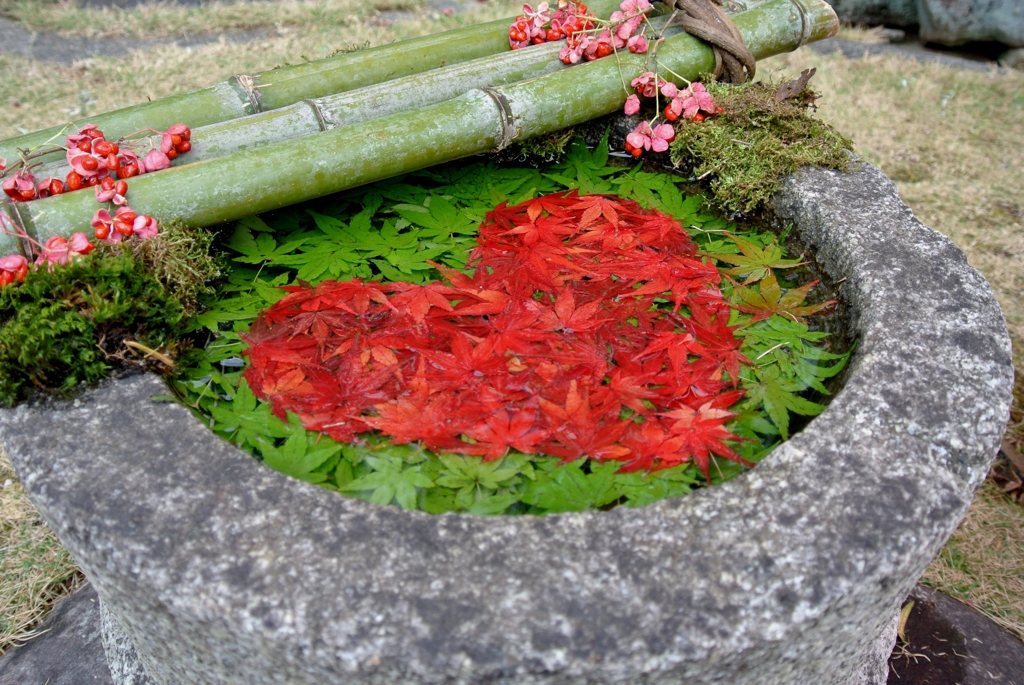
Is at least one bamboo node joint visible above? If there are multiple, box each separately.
[788,0,813,48]
[479,87,519,152]
[303,99,329,132]
[232,74,264,114]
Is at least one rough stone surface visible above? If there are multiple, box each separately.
[825,0,1024,47]
[1000,47,1024,69]
[100,602,153,685]
[0,162,1013,685]
[0,584,112,685]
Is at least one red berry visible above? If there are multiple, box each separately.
[118,164,139,179]
[180,126,190,141]
[692,113,705,123]
[176,140,191,153]
[14,264,27,282]
[94,223,110,240]
[77,141,92,153]
[94,141,113,156]
[114,180,128,196]
[596,43,612,58]
[105,153,119,170]
[66,171,83,191]
[81,156,99,171]
[0,271,14,287]
[532,35,545,44]
[101,176,116,191]
[546,29,562,41]
[166,148,178,160]
[663,106,679,122]
[170,134,182,147]
[85,175,100,187]
[118,210,138,224]
[114,220,134,237]
[48,179,65,195]
[85,128,104,139]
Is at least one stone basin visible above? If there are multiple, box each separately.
[0,162,1013,685]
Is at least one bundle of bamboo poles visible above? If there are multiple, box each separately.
[0,0,838,256]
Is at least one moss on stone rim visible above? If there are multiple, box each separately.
[670,78,854,214]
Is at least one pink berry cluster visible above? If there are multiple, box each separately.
[508,2,594,50]
[508,1,653,63]
[1,123,190,203]
[0,122,190,286]
[622,74,722,157]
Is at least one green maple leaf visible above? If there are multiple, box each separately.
[226,225,307,265]
[612,465,698,507]
[741,364,825,439]
[732,272,834,323]
[208,379,290,450]
[258,414,342,484]
[340,453,434,510]
[742,316,850,393]
[546,130,618,195]
[704,233,805,284]
[522,459,620,513]
[393,195,480,238]
[649,188,704,225]
[610,167,671,208]
[435,453,523,509]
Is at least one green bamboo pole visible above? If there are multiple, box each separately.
[30,15,698,180]
[0,0,621,168]
[26,39,588,182]
[1,0,837,256]
[27,3,702,182]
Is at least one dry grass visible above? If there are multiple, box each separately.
[2,0,428,38]
[0,3,519,137]
[0,14,1022,654]
[835,24,897,45]
[921,479,1024,641]
[0,448,82,654]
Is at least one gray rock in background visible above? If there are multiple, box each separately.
[826,0,1024,47]
[0,584,111,685]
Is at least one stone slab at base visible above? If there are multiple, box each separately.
[0,162,1013,684]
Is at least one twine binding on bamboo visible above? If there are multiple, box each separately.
[671,0,755,83]
[479,87,519,151]
[231,74,264,114]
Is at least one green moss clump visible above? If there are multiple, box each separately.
[510,127,577,162]
[101,220,223,317]
[669,79,853,213]
[0,253,186,405]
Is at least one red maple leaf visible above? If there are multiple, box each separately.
[243,192,784,476]
[463,408,551,460]
[659,402,752,481]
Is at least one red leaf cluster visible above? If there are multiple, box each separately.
[243,192,753,478]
